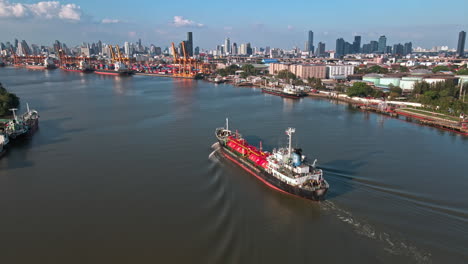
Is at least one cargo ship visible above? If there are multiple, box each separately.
[215,119,329,201]
[3,104,39,140]
[24,57,57,70]
[262,84,306,99]
[94,62,133,76]
[61,60,94,73]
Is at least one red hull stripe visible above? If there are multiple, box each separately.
[95,71,123,76]
[222,152,296,197]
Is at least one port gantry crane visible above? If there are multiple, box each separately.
[56,49,92,69]
[10,47,46,66]
[170,41,202,78]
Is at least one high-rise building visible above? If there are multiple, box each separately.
[457,31,466,57]
[344,42,352,55]
[186,32,193,56]
[403,42,412,55]
[224,38,231,54]
[378,35,387,53]
[194,46,200,55]
[307,30,314,52]
[362,44,370,54]
[336,38,345,56]
[352,36,361,53]
[232,43,238,55]
[385,46,392,54]
[392,43,404,56]
[246,43,253,55]
[17,40,31,55]
[369,41,378,53]
[316,42,326,57]
[124,41,133,57]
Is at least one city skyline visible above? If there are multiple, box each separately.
[0,0,467,49]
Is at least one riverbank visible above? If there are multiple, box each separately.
[308,91,468,136]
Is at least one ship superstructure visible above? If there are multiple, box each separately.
[215,119,328,201]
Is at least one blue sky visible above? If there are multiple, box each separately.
[0,0,467,49]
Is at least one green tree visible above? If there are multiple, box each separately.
[277,70,297,80]
[307,77,325,90]
[0,83,20,117]
[399,66,409,73]
[456,68,468,75]
[366,65,389,74]
[347,82,374,97]
[412,81,431,97]
[216,64,240,76]
[432,65,451,73]
[389,86,403,96]
[241,64,256,76]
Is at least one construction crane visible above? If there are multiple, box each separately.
[108,45,118,63]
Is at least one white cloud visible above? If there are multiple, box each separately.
[172,16,203,27]
[101,18,120,24]
[0,0,81,21]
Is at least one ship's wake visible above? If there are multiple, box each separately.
[321,200,432,264]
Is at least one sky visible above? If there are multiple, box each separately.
[0,0,467,50]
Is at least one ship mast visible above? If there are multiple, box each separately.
[9,108,18,122]
[286,127,295,157]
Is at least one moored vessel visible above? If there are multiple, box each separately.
[3,104,39,140]
[262,84,306,99]
[61,60,94,73]
[24,57,57,70]
[215,119,329,201]
[94,62,133,76]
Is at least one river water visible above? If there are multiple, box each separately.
[0,68,467,263]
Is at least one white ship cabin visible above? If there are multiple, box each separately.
[265,128,323,187]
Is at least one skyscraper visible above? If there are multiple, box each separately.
[352,36,361,53]
[186,32,193,56]
[316,42,326,57]
[246,43,253,55]
[457,31,466,57]
[336,38,345,56]
[403,42,412,55]
[378,36,387,53]
[231,43,237,55]
[392,43,404,56]
[307,30,314,53]
[224,38,231,54]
